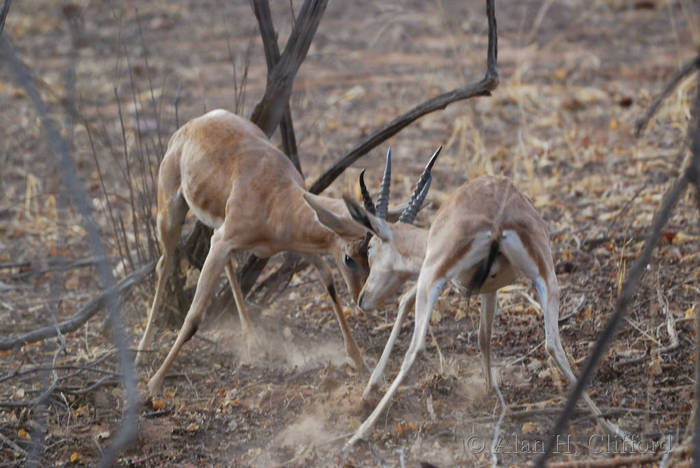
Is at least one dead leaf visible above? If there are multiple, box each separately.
[186,423,199,432]
[685,305,696,319]
[152,399,164,410]
[17,429,30,441]
[70,452,79,463]
[522,422,539,434]
[72,405,89,418]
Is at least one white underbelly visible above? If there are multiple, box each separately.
[180,189,224,229]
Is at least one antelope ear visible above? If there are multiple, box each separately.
[342,196,392,242]
[303,193,366,239]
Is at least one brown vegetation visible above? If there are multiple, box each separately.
[1,0,699,466]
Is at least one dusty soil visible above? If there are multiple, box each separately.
[1,0,699,466]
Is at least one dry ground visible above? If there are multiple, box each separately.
[1,0,700,466]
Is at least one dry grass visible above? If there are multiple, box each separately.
[1,0,699,466]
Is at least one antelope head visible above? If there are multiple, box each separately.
[302,190,375,303]
[344,146,442,310]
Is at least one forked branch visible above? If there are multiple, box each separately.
[250,0,328,136]
[251,0,301,172]
[240,0,498,296]
[308,0,498,194]
[635,56,700,137]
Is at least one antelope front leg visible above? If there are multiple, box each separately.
[136,192,187,365]
[362,285,416,399]
[305,255,366,371]
[224,259,257,332]
[136,253,172,365]
[147,236,232,395]
[346,271,446,448]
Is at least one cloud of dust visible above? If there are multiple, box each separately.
[207,314,349,370]
[277,409,338,447]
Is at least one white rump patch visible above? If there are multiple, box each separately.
[500,230,541,280]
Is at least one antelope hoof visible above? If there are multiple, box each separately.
[347,349,369,374]
[361,381,378,400]
[147,376,164,396]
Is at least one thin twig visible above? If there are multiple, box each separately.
[537,58,700,467]
[536,173,690,468]
[0,36,140,467]
[0,262,154,351]
[0,432,27,457]
[635,57,699,137]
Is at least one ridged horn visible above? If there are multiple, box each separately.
[375,147,392,220]
[398,145,442,224]
[359,169,376,214]
[398,174,432,224]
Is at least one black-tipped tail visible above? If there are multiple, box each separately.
[467,240,499,297]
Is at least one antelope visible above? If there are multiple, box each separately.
[336,166,584,446]
[137,109,384,395]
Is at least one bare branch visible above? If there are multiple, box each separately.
[0,262,155,351]
[308,0,498,195]
[635,57,699,137]
[0,431,27,457]
[536,60,700,467]
[186,1,326,294]
[536,174,689,467]
[689,70,700,468]
[251,0,301,173]
[0,0,11,35]
[0,36,140,466]
[250,0,328,136]
[242,0,498,294]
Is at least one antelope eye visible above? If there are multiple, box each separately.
[344,254,356,267]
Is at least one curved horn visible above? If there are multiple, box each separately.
[414,145,442,195]
[398,174,432,224]
[359,169,376,214]
[398,145,442,224]
[375,147,392,220]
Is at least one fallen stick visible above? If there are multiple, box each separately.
[0,261,154,351]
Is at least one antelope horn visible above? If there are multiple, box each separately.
[359,169,376,214]
[398,174,432,224]
[398,145,442,224]
[375,147,392,220]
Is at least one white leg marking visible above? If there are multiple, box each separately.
[478,292,497,389]
[363,285,416,399]
[500,230,576,384]
[347,234,494,446]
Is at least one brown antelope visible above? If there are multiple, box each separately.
[137,109,385,395]
[336,171,586,446]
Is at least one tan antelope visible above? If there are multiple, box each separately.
[333,169,585,446]
[137,109,385,395]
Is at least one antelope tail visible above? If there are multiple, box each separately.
[467,231,501,296]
